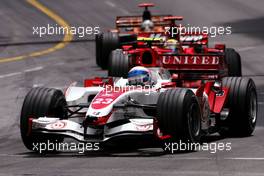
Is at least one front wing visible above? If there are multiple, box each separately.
[31,117,154,142]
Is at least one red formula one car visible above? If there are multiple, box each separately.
[95,3,184,69]
[107,33,241,79]
[95,3,241,77]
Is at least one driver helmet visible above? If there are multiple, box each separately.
[128,66,152,86]
[164,39,179,52]
[141,20,154,32]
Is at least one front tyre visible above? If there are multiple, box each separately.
[157,88,202,143]
[20,87,67,151]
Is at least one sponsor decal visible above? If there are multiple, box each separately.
[130,119,153,131]
[180,35,203,42]
[49,121,67,129]
[93,98,114,105]
[137,33,166,41]
[92,111,100,116]
[135,124,153,131]
[162,55,220,65]
[91,90,123,109]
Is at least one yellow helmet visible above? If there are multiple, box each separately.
[164,39,179,52]
[166,39,178,45]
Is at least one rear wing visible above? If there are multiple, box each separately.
[116,15,181,29]
[159,53,228,80]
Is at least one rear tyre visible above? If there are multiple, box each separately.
[225,48,242,76]
[95,33,103,67]
[220,77,257,137]
[20,87,68,151]
[119,34,137,43]
[95,32,119,69]
[108,49,130,78]
[157,89,202,144]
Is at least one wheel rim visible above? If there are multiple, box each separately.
[187,103,200,137]
[249,91,257,124]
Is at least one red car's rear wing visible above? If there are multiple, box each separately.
[159,53,228,79]
[116,15,175,29]
[138,3,155,8]
[164,16,183,21]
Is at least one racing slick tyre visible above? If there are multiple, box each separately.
[220,77,257,137]
[119,33,137,43]
[95,33,103,67]
[20,87,68,151]
[225,48,242,76]
[95,32,119,69]
[108,49,130,78]
[157,89,202,144]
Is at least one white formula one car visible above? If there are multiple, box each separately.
[20,67,257,152]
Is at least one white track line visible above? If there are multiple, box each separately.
[105,1,116,7]
[24,66,43,72]
[0,66,44,79]
[119,8,130,15]
[105,1,130,15]
[225,157,264,160]
[237,46,255,52]
[33,84,44,87]
[0,72,22,79]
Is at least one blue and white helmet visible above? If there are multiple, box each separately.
[128,66,152,86]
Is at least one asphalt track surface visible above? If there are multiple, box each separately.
[0,0,264,175]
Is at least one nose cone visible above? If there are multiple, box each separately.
[91,89,124,109]
[87,88,125,117]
